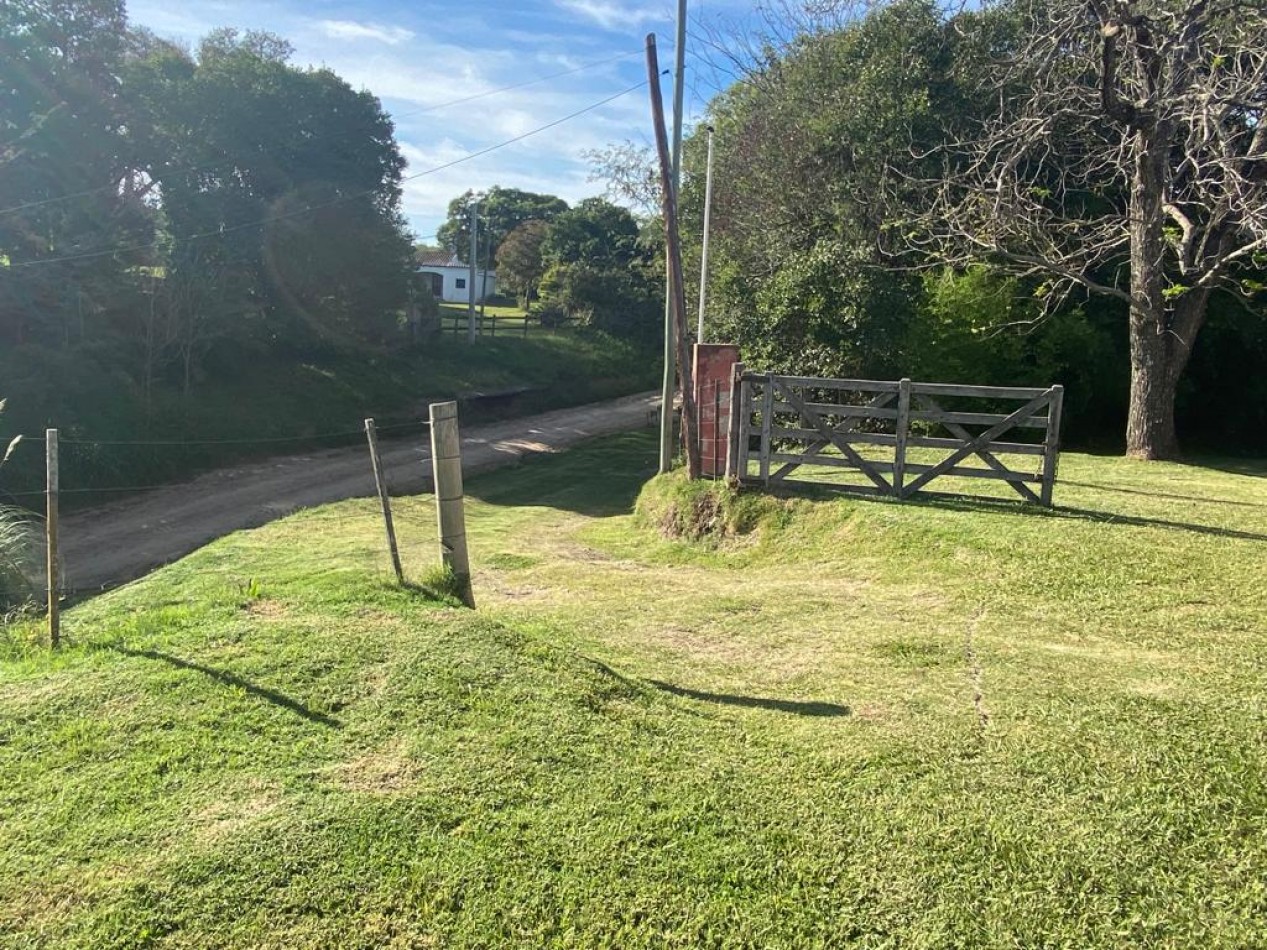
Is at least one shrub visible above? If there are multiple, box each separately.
[0,404,34,612]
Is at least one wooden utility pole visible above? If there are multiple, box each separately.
[467,201,479,345]
[45,428,59,647]
[647,33,701,479]
[656,0,689,474]
[363,419,404,585]
[428,401,474,607]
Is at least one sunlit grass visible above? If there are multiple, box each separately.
[1,433,1264,947]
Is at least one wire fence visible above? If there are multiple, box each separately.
[0,418,433,508]
[0,412,447,643]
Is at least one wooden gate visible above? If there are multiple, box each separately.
[727,372,1064,506]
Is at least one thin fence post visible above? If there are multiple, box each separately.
[729,364,749,483]
[45,428,59,648]
[759,372,775,486]
[893,378,912,500]
[364,419,404,584]
[1041,385,1065,507]
[429,401,474,607]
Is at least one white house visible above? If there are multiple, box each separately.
[415,251,497,303]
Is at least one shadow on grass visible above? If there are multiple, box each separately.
[1176,458,1266,479]
[1062,479,1267,509]
[109,645,343,728]
[1053,505,1267,542]
[774,482,1267,543]
[468,430,659,518]
[647,680,851,717]
[580,657,848,718]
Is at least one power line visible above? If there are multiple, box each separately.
[0,48,644,219]
[7,79,650,270]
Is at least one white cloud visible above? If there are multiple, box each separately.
[555,0,662,31]
[127,0,655,240]
[317,20,415,45]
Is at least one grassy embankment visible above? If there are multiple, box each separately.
[2,434,1265,947]
[0,321,654,502]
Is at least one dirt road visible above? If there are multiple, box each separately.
[59,391,660,595]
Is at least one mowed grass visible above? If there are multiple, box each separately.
[1,434,1265,948]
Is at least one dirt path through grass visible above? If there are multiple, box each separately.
[55,391,658,596]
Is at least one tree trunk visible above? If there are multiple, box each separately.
[1125,322,1181,460]
[1125,134,1190,461]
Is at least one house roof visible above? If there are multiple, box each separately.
[416,250,459,266]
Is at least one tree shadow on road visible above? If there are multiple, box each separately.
[467,430,658,518]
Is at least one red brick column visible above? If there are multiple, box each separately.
[693,343,740,476]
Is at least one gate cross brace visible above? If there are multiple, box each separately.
[913,394,1043,505]
[902,391,1053,497]
[769,391,897,482]
[772,380,892,492]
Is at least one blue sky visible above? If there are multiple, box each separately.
[126,0,753,242]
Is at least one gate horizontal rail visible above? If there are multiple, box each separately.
[730,372,1064,506]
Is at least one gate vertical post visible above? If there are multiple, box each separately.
[758,372,775,486]
[1040,384,1064,507]
[893,378,912,500]
[729,364,748,483]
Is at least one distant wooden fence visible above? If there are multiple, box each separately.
[727,372,1064,506]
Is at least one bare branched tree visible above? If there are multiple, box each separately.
[894,0,1266,459]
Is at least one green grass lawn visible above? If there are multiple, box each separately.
[2,435,1265,947]
[438,302,537,335]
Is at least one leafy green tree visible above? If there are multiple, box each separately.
[880,0,1267,458]
[538,261,660,341]
[685,0,961,380]
[535,198,659,341]
[496,219,550,306]
[125,29,414,359]
[541,198,641,270]
[436,187,568,266]
[0,0,151,347]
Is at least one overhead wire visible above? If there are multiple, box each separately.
[0,48,645,219]
[7,78,651,269]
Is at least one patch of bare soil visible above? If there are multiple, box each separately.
[328,740,422,795]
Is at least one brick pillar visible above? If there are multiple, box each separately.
[693,343,740,476]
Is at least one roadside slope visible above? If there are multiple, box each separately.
[57,391,658,594]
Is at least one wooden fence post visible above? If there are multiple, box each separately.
[364,419,404,585]
[1040,384,1065,507]
[428,401,474,607]
[45,428,59,648]
[725,362,745,482]
[893,378,912,499]
[758,372,775,486]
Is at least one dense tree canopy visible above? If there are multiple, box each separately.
[893,0,1267,458]
[677,0,1265,453]
[436,186,568,266]
[0,3,414,400]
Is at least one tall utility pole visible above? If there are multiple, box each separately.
[467,200,478,344]
[657,0,688,474]
[646,35,701,479]
[697,125,715,344]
